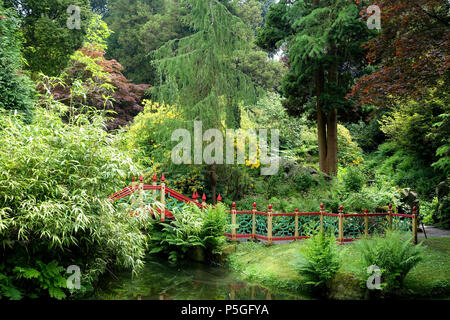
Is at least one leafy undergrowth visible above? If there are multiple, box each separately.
[227,237,450,299]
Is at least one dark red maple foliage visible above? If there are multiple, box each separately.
[47,46,150,130]
[349,0,449,106]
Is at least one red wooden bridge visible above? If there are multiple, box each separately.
[109,174,216,221]
[110,174,418,245]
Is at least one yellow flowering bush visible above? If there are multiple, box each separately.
[338,125,364,167]
[124,99,181,167]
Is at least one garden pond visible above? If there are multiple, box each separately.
[89,257,307,300]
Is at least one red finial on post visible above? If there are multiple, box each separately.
[217,194,222,202]
[268,204,272,211]
[139,176,143,182]
[161,173,165,182]
[320,203,324,209]
[339,205,343,213]
[413,206,417,214]
[153,174,157,182]
[232,202,236,209]
[364,209,368,214]
[295,208,299,213]
[202,193,206,201]
[388,203,392,210]
[131,176,135,182]
[192,191,196,199]
[253,202,256,209]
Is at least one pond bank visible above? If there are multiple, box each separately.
[226,237,450,299]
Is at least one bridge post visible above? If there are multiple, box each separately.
[267,204,273,245]
[160,174,165,221]
[130,177,137,207]
[152,174,157,203]
[364,209,369,237]
[412,206,418,245]
[231,202,237,241]
[338,205,344,244]
[252,203,256,240]
[294,208,299,240]
[192,191,198,204]
[202,193,206,209]
[320,203,324,233]
[387,203,393,231]
[138,176,144,211]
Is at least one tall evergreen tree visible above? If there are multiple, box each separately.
[0,0,35,119]
[154,0,257,202]
[257,0,373,175]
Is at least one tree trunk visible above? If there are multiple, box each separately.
[326,43,338,176]
[326,109,338,176]
[316,66,328,175]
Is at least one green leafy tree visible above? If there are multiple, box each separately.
[104,0,189,84]
[257,0,373,175]
[0,1,35,119]
[5,0,93,76]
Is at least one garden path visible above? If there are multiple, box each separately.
[418,225,450,239]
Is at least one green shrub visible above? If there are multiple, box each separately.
[0,103,146,298]
[355,231,424,296]
[12,261,67,299]
[367,142,444,197]
[148,203,230,263]
[337,125,364,166]
[293,169,316,193]
[295,231,341,295]
[201,203,230,254]
[346,118,385,153]
[340,166,367,193]
[341,183,400,213]
[420,197,439,225]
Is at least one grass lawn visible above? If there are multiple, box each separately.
[227,237,450,299]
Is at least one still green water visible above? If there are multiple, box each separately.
[90,257,306,300]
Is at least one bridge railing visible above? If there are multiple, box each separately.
[226,203,418,245]
[110,175,418,244]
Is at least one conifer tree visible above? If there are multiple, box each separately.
[257,0,373,175]
[153,0,257,202]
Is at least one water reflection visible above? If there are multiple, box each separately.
[90,257,305,300]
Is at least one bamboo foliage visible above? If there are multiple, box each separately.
[0,100,148,294]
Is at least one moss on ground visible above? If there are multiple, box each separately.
[403,237,450,298]
[227,237,450,299]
